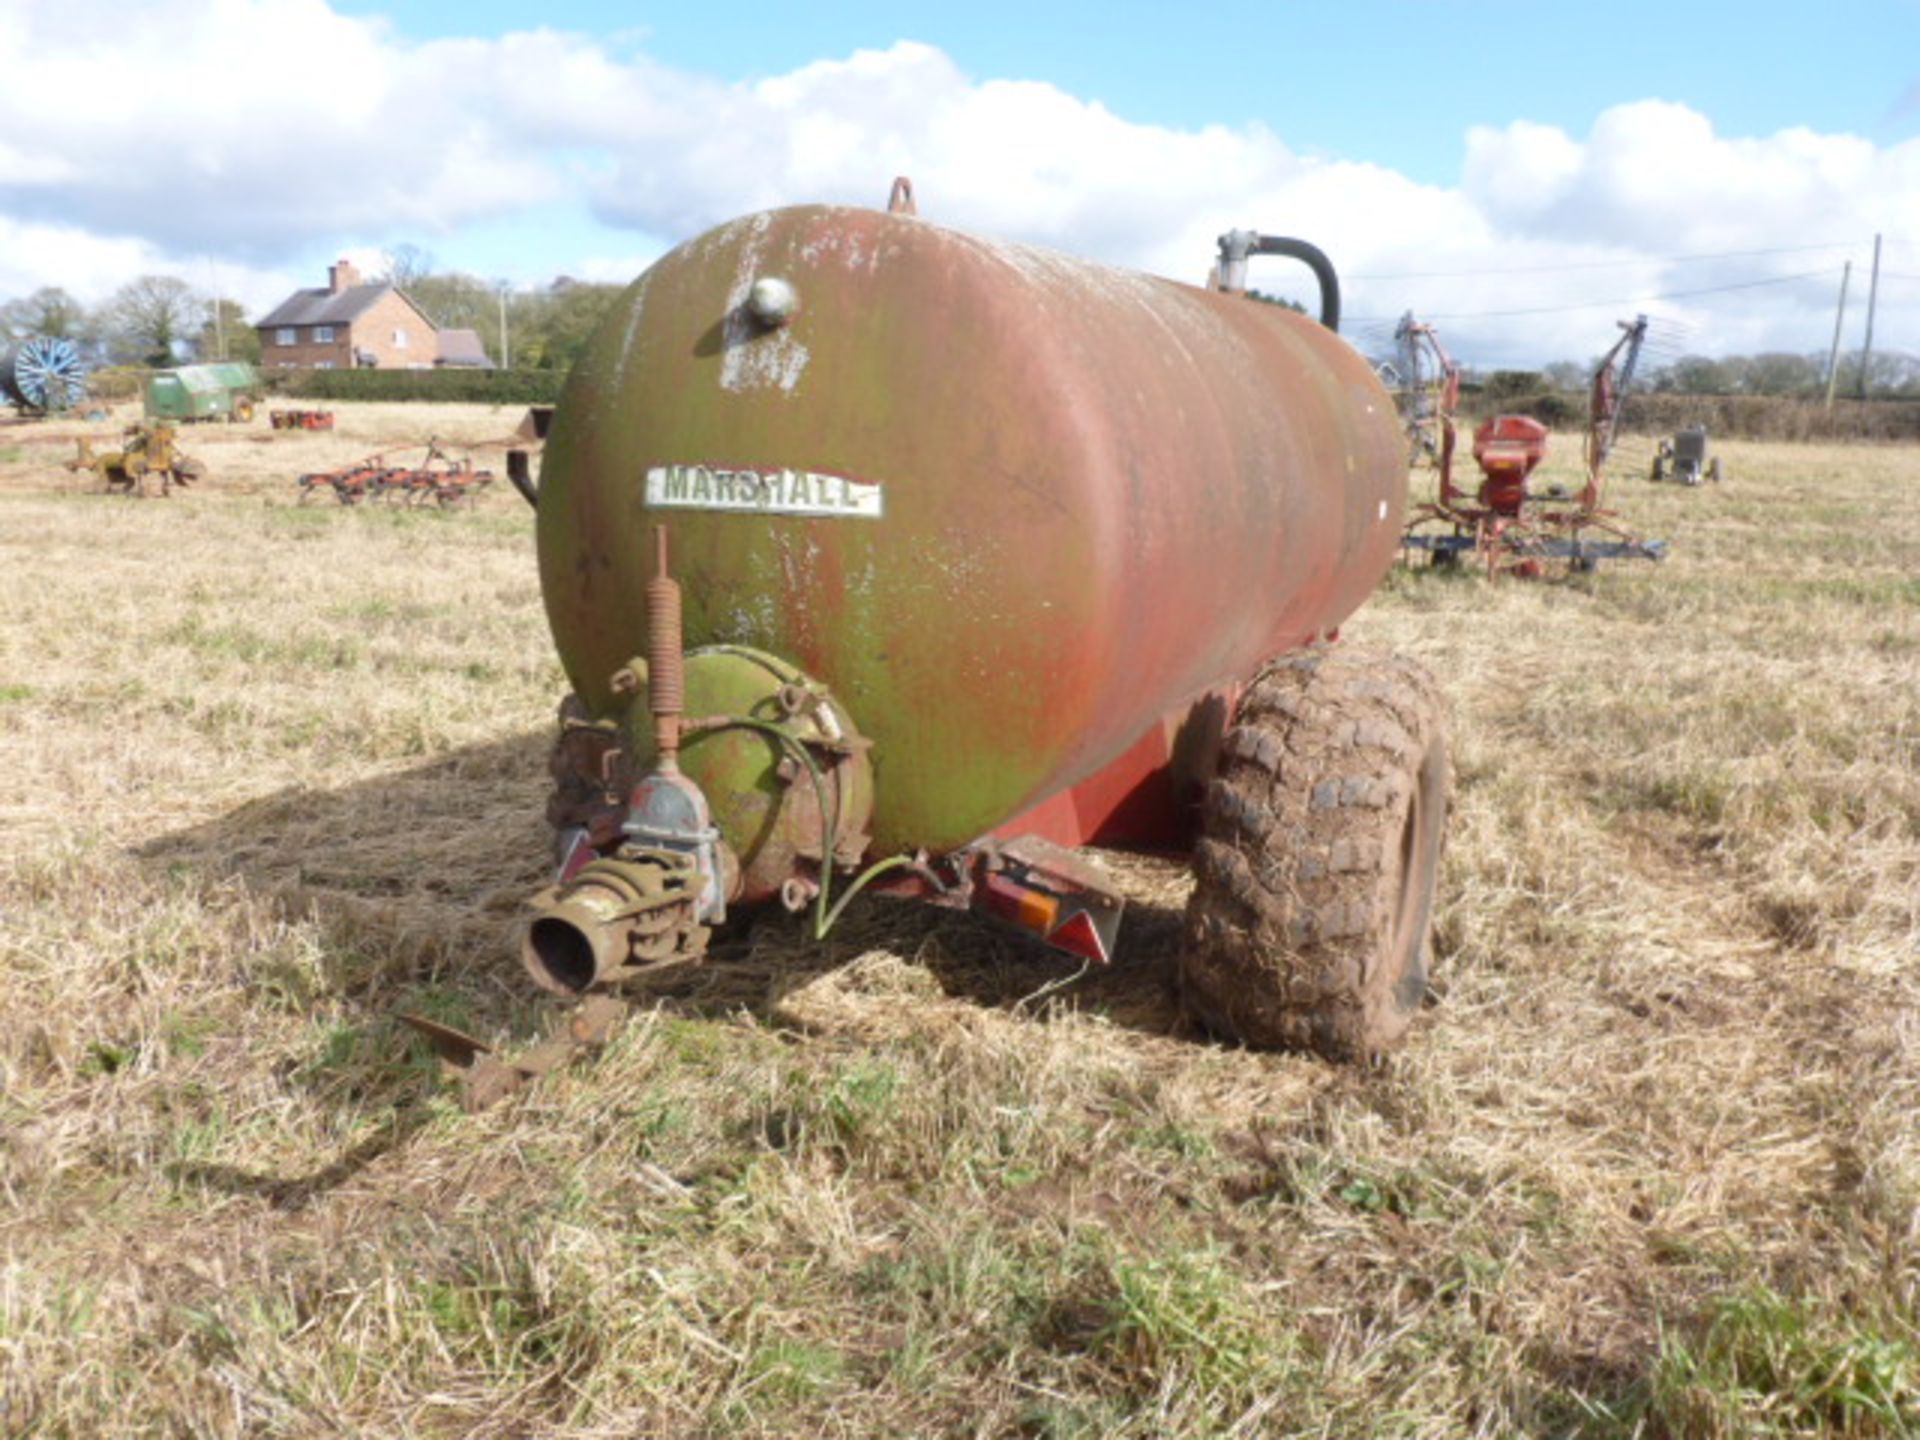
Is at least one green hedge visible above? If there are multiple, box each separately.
[1618,394,1920,442]
[1457,391,1920,441]
[85,366,147,402]
[265,368,567,404]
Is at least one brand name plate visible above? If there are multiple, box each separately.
[645,464,882,518]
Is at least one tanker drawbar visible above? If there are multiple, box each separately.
[404,181,1450,1108]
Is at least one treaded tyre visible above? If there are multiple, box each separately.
[1179,646,1448,1061]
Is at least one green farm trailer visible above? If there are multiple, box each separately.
[144,363,259,423]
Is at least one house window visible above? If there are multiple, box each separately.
[392,328,408,348]
[313,325,335,343]
[275,327,296,346]
[315,361,335,370]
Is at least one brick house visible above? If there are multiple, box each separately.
[256,260,454,370]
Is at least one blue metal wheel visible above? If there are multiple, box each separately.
[3,336,88,413]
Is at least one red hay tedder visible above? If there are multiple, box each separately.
[1399,315,1665,576]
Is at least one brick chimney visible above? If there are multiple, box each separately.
[328,258,361,293]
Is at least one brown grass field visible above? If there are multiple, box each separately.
[1,403,1916,1437]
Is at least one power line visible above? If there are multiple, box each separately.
[1347,267,1836,323]
[1345,240,1863,281]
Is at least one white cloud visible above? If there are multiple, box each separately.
[0,218,163,302]
[570,252,669,285]
[1447,103,1919,358]
[1464,102,1905,255]
[0,215,295,314]
[1461,120,1587,225]
[1,3,1912,365]
[0,0,557,251]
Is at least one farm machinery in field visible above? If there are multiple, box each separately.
[144,364,259,424]
[403,183,1454,1108]
[1651,426,1722,485]
[1393,311,1461,470]
[67,422,205,496]
[1399,314,1666,575]
[3,336,89,417]
[271,409,336,431]
[297,439,492,507]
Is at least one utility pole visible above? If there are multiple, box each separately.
[1856,233,1882,401]
[497,282,511,370]
[206,257,225,361]
[1823,260,1852,411]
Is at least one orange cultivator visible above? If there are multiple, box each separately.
[296,440,493,508]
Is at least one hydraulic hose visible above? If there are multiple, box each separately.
[1257,237,1341,333]
[1215,230,1342,332]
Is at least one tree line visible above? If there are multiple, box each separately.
[0,248,631,376]
[6,262,1915,399]
[1470,349,1920,400]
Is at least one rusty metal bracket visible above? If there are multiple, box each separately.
[398,995,631,1112]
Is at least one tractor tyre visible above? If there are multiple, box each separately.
[1179,646,1448,1061]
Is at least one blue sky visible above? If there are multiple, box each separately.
[338,0,1920,180]
[3,1,1917,364]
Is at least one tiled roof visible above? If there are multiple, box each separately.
[255,283,394,329]
[435,328,493,367]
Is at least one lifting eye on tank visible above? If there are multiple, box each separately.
[746,276,799,327]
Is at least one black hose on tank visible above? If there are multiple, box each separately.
[1215,230,1343,333]
[1254,237,1341,333]
[1259,240,1336,334]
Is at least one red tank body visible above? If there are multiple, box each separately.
[537,205,1409,860]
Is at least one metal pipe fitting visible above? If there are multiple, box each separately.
[1214,230,1342,332]
[521,853,702,995]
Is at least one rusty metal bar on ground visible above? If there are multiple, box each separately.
[398,995,630,1111]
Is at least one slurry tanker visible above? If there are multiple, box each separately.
[454,184,1447,1093]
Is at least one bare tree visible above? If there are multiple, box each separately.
[0,287,88,345]
[382,243,435,291]
[103,275,201,366]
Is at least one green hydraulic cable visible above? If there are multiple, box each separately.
[696,715,837,935]
[697,715,906,940]
[814,854,917,938]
